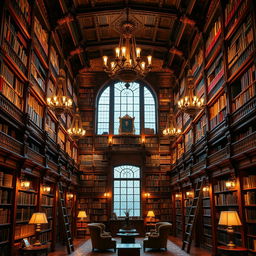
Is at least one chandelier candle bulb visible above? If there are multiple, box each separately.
[103,56,108,66]
[141,61,145,70]
[121,46,126,57]
[136,47,141,58]
[115,47,120,57]
[147,55,152,65]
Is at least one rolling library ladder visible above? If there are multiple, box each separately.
[182,179,205,253]
[58,182,74,254]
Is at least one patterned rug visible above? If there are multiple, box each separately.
[64,238,190,256]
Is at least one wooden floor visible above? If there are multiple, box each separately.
[48,237,211,256]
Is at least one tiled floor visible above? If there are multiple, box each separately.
[48,237,211,256]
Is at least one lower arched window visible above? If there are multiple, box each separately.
[113,165,141,217]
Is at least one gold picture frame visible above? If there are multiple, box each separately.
[119,114,135,135]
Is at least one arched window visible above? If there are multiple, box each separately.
[97,81,157,135]
[113,165,141,217]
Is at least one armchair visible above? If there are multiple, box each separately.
[143,223,172,252]
[88,223,116,252]
[145,222,170,237]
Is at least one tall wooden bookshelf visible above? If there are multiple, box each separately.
[0,0,79,254]
[169,0,256,254]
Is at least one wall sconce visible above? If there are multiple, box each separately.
[21,180,30,189]
[186,191,194,198]
[141,135,145,144]
[144,193,150,198]
[43,186,51,193]
[108,136,113,145]
[67,193,74,200]
[175,193,182,199]
[225,179,236,190]
[203,186,209,192]
[104,192,110,197]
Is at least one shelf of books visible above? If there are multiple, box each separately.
[2,10,28,77]
[201,185,213,250]
[0,62,24,110]
[231,64,255,113]
[174,193,183,238]
[183,188,194,232]
[242,173,256,254]
[0,168,14,256]
[15,175,38,246]
[213,174,242,247]
[226,4,254,81]
[66,191,76,237]
[40,182,55,246]
[209,92,227,130]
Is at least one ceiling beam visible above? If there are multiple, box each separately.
[75,5,179,19]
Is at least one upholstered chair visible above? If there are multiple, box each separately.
[88,223,116,252]
[97,223,111,236]
[145,222,170,237]
[143,223,172,251]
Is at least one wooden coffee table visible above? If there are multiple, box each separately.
[117,243,141,256]
[116,232,139,243]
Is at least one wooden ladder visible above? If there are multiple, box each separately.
[58,182,74,254]
[182,178,205,253]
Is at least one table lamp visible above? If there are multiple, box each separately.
[78,210,87,219]
[218,211,242,248]
[147,211,155,222]
[29,212,48,246]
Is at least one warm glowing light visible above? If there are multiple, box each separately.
[186,191,194,198]
[67,193,74,200]
[121,46,126,57]
[115,47,120,57]
[175,193,182,199]
[147,55,152,65]
[203,186,209,192]
[144,193,150,197]
[141,61,145,70]
[77,211,87,218]
[225,180,236,190]
[43,186,51,193]
[103,56,108,66]
[104,192,110,197]
[136,48,141,58]
[141,136,145,144]
[67,108,86,140]
[102,21,152,82]
[178,70,204,116]
[21,180,30,189]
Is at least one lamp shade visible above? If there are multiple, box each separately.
[29,213,48,224]
[147,211,155,217]
[77,211,87,218]
[218,211,242,226]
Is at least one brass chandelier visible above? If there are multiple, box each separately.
[103,12,152,82]
[67,108,86,140]
[163,110,181,139]
[178,69,204,116]
[47,69,72,115]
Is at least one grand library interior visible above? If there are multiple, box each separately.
[0,0,255,255]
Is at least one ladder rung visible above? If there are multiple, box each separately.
[183,241,189,244]
[185,232,191,235]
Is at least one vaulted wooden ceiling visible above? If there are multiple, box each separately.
[45,0,210,77]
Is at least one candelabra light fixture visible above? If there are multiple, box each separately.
[178,69,204,116]
[67,108,86,140]
[163,109,181,139]
[47,69,73,115]
[102,10,152,82]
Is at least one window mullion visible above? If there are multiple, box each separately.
[109,84,114,134]
[140,85,144,134]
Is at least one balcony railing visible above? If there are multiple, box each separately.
[192,160,206,174]
[232,97,256,125]
[232,132,256,156]
[0,131,22,156]
[208,146,228,166]
[0,94,23,124]
[27,148,44,167]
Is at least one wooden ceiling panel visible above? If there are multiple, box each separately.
[82,28,98,41]
[156,29,171,42]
